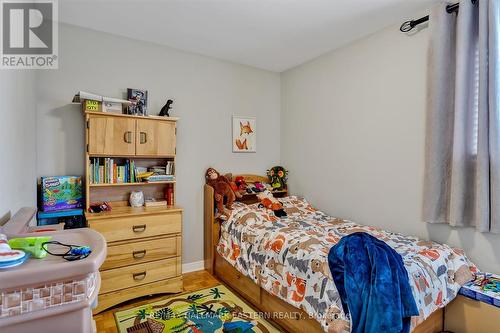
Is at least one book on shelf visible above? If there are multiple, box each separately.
[144,174,175,182]
[89,158,138,184]
[166,161,174,175]
[142,161,175,182]
[144,199,168,207]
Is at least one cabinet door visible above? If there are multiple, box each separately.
[88,115,136,155]
[136,119,176,156]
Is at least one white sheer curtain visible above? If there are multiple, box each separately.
[423,0,500,232]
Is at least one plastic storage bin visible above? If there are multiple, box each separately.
[0,207,106,333]
[37,209,86,229]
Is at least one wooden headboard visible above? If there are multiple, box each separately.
[203,174,288,273]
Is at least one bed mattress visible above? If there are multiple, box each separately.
[217,196,477,332]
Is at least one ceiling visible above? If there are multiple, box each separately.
[59,0,437,72]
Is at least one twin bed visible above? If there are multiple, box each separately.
[203,175,477,333]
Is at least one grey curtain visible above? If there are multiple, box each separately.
[423,0,500,232]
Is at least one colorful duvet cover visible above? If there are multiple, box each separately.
[217,196,477,333]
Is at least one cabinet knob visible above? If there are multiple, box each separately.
[123,131,132,143]
[132,271,147,281]
[132,224,147,233]
[132,249,147,259]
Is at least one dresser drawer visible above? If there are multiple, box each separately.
[100,257,181,293]
[89,212,181,243]
[101,236,181,270]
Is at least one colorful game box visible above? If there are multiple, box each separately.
[459,272,500,307]
[40,176,83,212]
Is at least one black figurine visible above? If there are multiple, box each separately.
[159,99,173,117]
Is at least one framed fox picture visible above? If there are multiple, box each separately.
[232,116,256,152]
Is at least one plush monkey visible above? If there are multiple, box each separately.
[205,167,238,219]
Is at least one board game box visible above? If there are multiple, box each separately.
[40,176,83,212]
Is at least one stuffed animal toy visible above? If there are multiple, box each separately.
[224,173,245,198]
[267,166,288,190]
[205,168,240,219]
[249,182,266,193]
[257,190,287,218]
[234,176,247,191]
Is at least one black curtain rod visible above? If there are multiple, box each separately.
[399,0,477,33]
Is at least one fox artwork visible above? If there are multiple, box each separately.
[233,116,256,152]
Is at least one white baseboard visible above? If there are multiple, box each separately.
[182,260,205,274]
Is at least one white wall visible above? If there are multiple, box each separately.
[0,71,37,224]
[36,24,281,264]
[281,24,500,273]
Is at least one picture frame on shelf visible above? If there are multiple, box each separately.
[126,88,148,116]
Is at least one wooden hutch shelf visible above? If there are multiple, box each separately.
[82,105,183,314]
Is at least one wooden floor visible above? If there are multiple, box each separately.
[93,270,220,333]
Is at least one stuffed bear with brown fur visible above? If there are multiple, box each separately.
[205,168,239,219]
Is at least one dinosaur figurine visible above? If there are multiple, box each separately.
[159,99,173,117]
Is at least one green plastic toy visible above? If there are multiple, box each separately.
[8,236,52,259]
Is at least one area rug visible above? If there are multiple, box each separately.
[114,285,281,333]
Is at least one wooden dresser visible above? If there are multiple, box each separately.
[82,111,183,313]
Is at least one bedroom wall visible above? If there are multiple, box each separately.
[0,71,37,224]
[36,24,281,267]
[281,23,500,273]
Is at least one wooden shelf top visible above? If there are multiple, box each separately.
[89,181,175,187]
[84,111,179,122]
[85,205,182,220]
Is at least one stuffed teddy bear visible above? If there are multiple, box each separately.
[205,168,240,219]
[257,190,287,218]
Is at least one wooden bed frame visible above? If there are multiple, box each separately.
[203,175,444,332]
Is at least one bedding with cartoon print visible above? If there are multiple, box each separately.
[217,196,477,333]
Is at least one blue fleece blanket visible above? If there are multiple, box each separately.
[328,232,418,333]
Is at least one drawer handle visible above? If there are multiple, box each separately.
[132,271,147,281]
[236,274,241,280]
[132,249,147,259]
[140,132,147,144]
[124,131,132,143]
[132,224,146,233]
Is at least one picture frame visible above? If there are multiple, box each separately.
[126,88,148,116]
[232,116,256,153]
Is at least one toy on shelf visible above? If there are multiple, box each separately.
[247,182,266,193]
[8,236,52,259]
[267,166,288,191]
[40,176,83,212]
[88,201,112,213]
[0,234,29,269]
[225,173,245,197]
[234,176,248,191]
